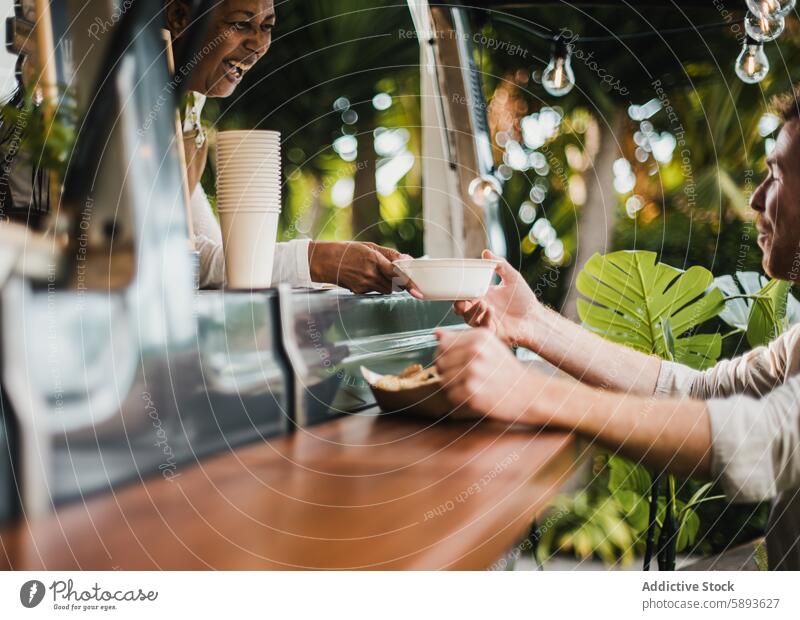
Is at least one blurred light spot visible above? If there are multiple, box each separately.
[333,134,357,155]
[333,135,357,161]
[377,151,414,195]
[628,98,662,121]
[374,127,409,157]
[519,201,537,223]
[613,158,636,194]
[528,151,547,170]
[504,140,529,170]
[496,164,513,180]
[521,108,561,150]
[759,113,780,137]
[372,92,392,111]
[545,239,564,263]
[529,184,547,204]
[332,177,355,208]
[626,195,643,218]
[651,132,676,164]
[568,175,587,206]
[342,109,358,125]
[565,144,588,171]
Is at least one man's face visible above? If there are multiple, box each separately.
[175,0,275,98]
[750,119,800,280]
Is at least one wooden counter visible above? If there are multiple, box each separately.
[0,413,582,570]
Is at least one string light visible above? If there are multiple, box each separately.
[493,13,786,92]
[746,0,796,18]
[735,36,769,84]
[541,36,575,97]
[745,10,785,41]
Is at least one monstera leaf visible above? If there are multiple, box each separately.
[576,251,725,369]
[715,273,800,347]
[715,272,800,333]
[747,279,793,348]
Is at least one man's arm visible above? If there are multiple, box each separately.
[454,251,663,396]
[527,303,663,396]
[437,328,800,503]
[530,372,713,480]
[436,328,711,479]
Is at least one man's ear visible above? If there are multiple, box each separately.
[164,0,191,39]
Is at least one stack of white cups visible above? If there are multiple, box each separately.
[216,129,282,289]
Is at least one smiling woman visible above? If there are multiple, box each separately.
[163,0,408,291]
[165,0,275,98]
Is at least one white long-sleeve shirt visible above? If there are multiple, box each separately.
[655,324,800,569]
[190,185,313,289]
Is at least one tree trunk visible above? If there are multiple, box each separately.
[561,110,626,321]
[351,128,380,244]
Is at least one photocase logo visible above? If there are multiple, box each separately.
[19,580,46,608]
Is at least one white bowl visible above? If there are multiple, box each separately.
[393,258,500,301]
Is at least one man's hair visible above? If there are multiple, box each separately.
[770,86,800,123]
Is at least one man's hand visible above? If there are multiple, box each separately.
[308,241,410,294]
[452,250,541,347]
[434,328,537,421]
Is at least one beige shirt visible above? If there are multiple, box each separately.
[655,324,800,569]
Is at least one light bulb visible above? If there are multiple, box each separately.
[747,0,795,17]
[735,37,769,84]
[745,10,785,41]
[468,175,502,207]
[541,36,575,97]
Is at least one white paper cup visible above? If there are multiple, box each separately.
[217,129,280,138]
[219,210,280,289]
[217,149,280,160]
[216,186,281,196]
[218,191,280,203]
[216,177,282,187]
[216,194,281,203]
[216,130,283,288]
[217,164,281,176]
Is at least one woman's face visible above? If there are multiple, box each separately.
[167,0,275,98]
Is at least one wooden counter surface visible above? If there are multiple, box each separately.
[0,413,583,570]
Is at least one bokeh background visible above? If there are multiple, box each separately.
[200,0,798,316]
[195,2,800,564]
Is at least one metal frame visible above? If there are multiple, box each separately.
[410,0,507,259]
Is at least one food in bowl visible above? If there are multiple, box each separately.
[361,363,476,420]
[392,258,500,301]
[374,363,440,391]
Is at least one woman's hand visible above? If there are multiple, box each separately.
[434,328,538,422]
[453,250,541,348]
[308,241,410,294]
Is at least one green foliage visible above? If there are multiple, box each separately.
[212,0,423,254]
[540,250,726,567]
[746,279,792,348]
[754,541,769,571]
[1,93,77,180]
[716,272,800,347]
[576,250,725,368]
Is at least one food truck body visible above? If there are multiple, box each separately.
[0,0,504,521]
